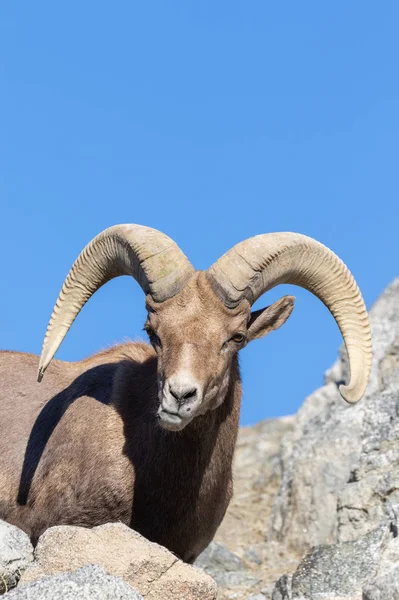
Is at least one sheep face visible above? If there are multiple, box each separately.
[145,271,294,431]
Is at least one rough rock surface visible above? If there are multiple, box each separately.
[362,536,399,600]
[6,565,143,599]
[20,523,217,600]
[273,526,389,600]
[273,534,399,600]
[363,567,399,600]
[0,520,33,594]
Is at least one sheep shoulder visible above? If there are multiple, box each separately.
[0,344,153,541]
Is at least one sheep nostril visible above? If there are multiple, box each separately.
[169,387,179,401]
[168,384,198,405]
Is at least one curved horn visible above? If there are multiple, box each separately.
[207,233,372,404]
[38,224,194,382]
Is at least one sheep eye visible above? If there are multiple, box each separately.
[144,326,162,348]
[231,333,245,344]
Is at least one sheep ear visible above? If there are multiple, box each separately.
[247,295,295,341]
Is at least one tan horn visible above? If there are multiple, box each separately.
[38,224,194,382]
[208,232,372,403]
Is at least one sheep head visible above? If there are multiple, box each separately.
[38,224,372,431]
[144,271,294,430]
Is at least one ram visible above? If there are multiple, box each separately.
[0,225,372,562]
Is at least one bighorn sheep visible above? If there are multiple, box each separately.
[0,225,372,562]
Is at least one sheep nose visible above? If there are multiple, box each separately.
[168,383,198,406]
[162,376,201,415]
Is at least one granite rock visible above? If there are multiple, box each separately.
[21,522,216,600]
[5,565,143,599]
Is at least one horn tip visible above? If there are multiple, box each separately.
[339,383,364,404]
[37,362,46,383]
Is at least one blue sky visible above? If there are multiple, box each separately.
[1,2,398,425]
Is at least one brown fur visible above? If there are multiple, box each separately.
[0,272,294,561]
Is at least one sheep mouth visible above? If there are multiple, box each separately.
[157,409,191,432]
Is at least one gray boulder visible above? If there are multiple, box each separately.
[291,526,388,599]
[5,565,143,599]
[362,536,399,600]
[272,527,392,599]
[363,566,399,600]
[21,522,217,600]
[0,520,33,594]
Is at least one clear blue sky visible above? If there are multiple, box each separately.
[1,2,398,425]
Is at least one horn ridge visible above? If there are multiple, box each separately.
[38,224,194,381]
[208,232,372,403]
